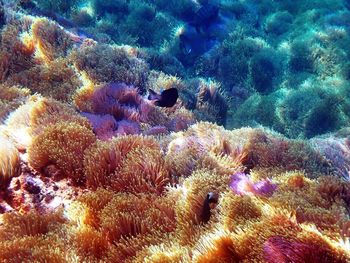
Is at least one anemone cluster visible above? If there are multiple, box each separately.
[1,121,350,261]
[1,1,350,262]
[16,0,350,138]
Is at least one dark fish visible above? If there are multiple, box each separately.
[200,192,219,223]
[179,25,217,57]
[148,88,178,108]
[192,3,219,34]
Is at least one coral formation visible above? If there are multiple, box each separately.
[31,17,75,61]
[0,136,20,189]
[4,95,90,149]
[164,122,245,177]
[83,134,171,194]
[2,122,350,261]
[0,83,30,122]
[28,121,96,184]
[71,44,149,89]
[1,1,350,262]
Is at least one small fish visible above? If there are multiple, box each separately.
[200,192,219,223]
[148,88,178,108]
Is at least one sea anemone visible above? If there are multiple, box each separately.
[229,171,277,197]
[0,210,68,262]
[75,82,153,138]
[219,192,262,230]
[4,96,90,149]
[165,122,245,177]
[7,58,82,102]
[0,22,35,81]
[81,112,117,140]
[173,169,230,243]
[31,18,75,62]
[66,188,115,228]
[194,79,228,126]
[192,229,242,262]
[0,136,20,189]
[83,135,160,189]
[70,225,109,260]
[0,210,65,239]
[241,129,331,177]
[28,121,96,184]
[0,236,67,262]
[100,193,176,243]
[0,84,30,122]
[69,191,177,261]
[71,44,149,88]
[263,235,347,263]
[112,145,171,194]
[95,83,150,121]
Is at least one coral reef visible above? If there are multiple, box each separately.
[0,83,30,122]
[164,122,245,177]
[83,135,170,193]
[71,44,149,89]
[1,1,350,262]
[31,17,75,61]
[4,95,90,149]
[1,120,350,261]
[0,136,20,189]
[28,121,96,184]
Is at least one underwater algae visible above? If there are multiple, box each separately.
[1,0,350,262]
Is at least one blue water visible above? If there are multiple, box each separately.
[1,0,348,139]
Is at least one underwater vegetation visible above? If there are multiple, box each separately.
[2,117,350,261]
[1,0,350,262]
[15,0,350,137]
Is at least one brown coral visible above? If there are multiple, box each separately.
[31,18,75,62]
[112,146,171,194]
[7,58,82,102]
[0,22,35,82]
[0,136,21,189]
[5,96,90,149]
[0,84,30,122]
[242,129,331,177]
[28,121,96,183]
[83,135,162,190]
[71,43,149,89]
[165,122,244,177]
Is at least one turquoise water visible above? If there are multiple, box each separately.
[12,0,350,139]
[1,1,350,262]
